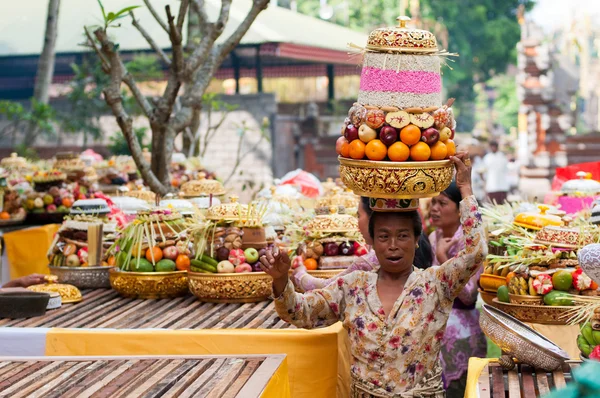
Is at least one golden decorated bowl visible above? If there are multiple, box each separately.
[479,274,507,293]
[188,271,272,303]
[109,269,189,299]
[307,269,344,280]
[508,293,544,306]
[478,288,497,306]
[338,157,454,199]
[491,298,573,325]
[49,266,112,289]
[28,282,82,304]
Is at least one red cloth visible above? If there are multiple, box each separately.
[552,162,600,191]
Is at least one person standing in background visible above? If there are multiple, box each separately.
[471,154,486,203]
[482,141,509,204]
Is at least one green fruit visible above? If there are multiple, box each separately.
[131,258,153,272]
[201,254,218,267]
[57,205,69,213]
[543,290,574,306]
[43,194,54,205]
[593,330,600,346]
[552,271,573,291]
[582,323,595,346]
[578,334,593,357]
[116,252,131,269]
[497,285,510,303]
[156,259,176,272]
[190,259,217,273]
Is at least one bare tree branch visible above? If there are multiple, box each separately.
[190,0,209,30]
[130,11,171,67]
[176,0,189,34]
[84,26,109,73]
[217,0,269,63]
[93,28,166,195]
[122,72,155,118]
[185,0,232,77]
[142,0,169,34]
[166,5,183,77]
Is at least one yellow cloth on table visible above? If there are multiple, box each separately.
[4,224,59,279]
[465,357,495,398]
[525,323,580,359]
[46,323,350,398]
[261,357,291,398]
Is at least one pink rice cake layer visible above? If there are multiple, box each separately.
[357,52,442,109]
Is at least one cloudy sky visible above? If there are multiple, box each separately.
[529,0,600,32]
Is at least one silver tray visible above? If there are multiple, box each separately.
[480,304,570,371]
[49,266,113,289]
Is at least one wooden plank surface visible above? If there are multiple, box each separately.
[507,368,520,398]
[535,369,551,396]
[477,360,491,398]
[0,289,291,330]
[519,365,537,398]
[0,355,283,398]
[491,364,505,398]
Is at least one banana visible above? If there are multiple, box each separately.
[578,335,593,357]
[500,266,510,277]
[492,263,502,276]
[528,278,538,296]
[190,259,217,273]
[582,323,595,346]
[201,254,218,267]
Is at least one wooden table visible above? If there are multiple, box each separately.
[476,362,580,397]
[0,289,293,329]
[0,354,288,398]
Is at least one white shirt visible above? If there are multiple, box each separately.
[482,152,510,193]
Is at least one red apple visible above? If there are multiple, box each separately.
[163,245,179,260]
[228,249,246,266]
[339,242,355,256]
[379,125,398,146]
[421,127,440,146]
[336,136,348,155]
[234,263,253,273]
[354,242,368,256]
[323,242,339,256]
[450,129,455,140]
[344,124,359,142]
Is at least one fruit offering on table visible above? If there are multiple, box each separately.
[577,320,600,360]
[31,169,67,191]
[290,205,366,270]
[0,182,26,223]
[108,209,190,272]
[23,184,94,215]
[48,214,118,267]
[336,100,457,162]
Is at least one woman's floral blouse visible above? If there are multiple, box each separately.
[274,196,486,395]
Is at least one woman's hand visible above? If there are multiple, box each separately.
[3,273,46,288]
[436,237,457,264]
[260,246,291,296]
[450,152,473,198]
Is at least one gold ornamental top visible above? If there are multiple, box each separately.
[1,153,27,169]
[180,173,226,197]
[366,16,438,54]
[316,187,359,213]
[305,206,359,235]
[205,195,249,221]
[28,275,83,304]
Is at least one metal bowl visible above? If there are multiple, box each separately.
[480,304,570,371]
[188,271,272,303]
[338,157,453,199]
[109,269,189,299]
[49,266,113,289]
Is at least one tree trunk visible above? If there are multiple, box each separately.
[150,126,171,191]
[34,0,60,104]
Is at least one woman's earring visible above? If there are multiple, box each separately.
[416,244,420,249]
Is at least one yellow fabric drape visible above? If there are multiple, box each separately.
[261,357,292,398]
[46,323,350,398]
[4,224,59,279]
[465,357,495,398]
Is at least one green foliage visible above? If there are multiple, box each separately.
[108,127,149,155]
[0,98,57,139]
[126,54,163,81]
[97,0,140,29]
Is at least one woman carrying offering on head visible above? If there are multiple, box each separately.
[260,153,486,397]
[429,182,487,397]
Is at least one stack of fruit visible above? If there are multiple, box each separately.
[193,246,274,275]
[294,206,366,271]
[336,100,457,162]
[578,320,600,360]
[48,215,117,268]
[0,179,26,224]
[109,209,190,273]
[23,184,93,215]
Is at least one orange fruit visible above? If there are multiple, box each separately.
[506,271,516,285]
[339,139,350,158]
[348,139,366,160]
[304,258,318,270]
[430,141,448,160]
[365,139,388,161]
[107,256,116,266]
[175,254,191,271]
[446,139,456,157]
[145,246,163,264]
[62,198,73,208]
[400,124,422,146]
[410,142,431,161]
[0,211,10,220]
[387,142,410,162]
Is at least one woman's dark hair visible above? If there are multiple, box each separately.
[360,196,373,217]
[368,210,422,240]
[440,180,462,207]
[414,233,433,270]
